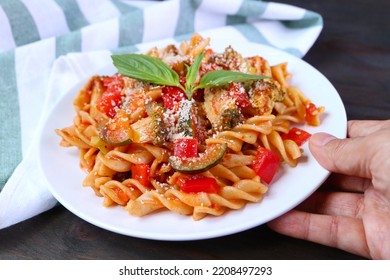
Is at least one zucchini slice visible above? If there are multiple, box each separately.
[145,101,169,146]
[169,143,227,174]
[99,110,132,146]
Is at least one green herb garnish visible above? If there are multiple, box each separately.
[111,52,269,99]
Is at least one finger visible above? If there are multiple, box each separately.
[362,188,390,259]
[348,120,390,138]
[310,131,390,198]
[309,133,372,179]
[296,191,364,218]
[327,173,372,193]
[267,210,369,258]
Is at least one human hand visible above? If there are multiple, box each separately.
[268,120,390,259]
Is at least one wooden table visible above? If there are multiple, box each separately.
[1,0,389,259]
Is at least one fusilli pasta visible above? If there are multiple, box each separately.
[55,34,324,220]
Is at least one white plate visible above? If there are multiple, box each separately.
[39,41,347,241]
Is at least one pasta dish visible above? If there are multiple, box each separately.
[55,34,324,220]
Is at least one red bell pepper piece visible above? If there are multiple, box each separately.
[161,86,186,110]
[251,147,280,184]
[131,164,151,187]
[173,138,198,158]
[305,102,318,124]
[180,176,220,193]
[282,127,312,146]
[161,77,187,110]
[96,75,124,118]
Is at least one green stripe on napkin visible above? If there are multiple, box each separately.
[282,10,323,29]
[55,30,82,57]
[174,0,202,36]
[111,0,141,14]
[0,51,22,190]
[0,0,40,46]
[118,10,144,47]
[234,0,267,17]
[53,0,89,30]
[226,0,267,25]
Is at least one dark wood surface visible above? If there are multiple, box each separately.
[1,0,389,260]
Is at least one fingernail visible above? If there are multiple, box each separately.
[310,132,337,146]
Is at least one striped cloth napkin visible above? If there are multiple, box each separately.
[0,0,322,229]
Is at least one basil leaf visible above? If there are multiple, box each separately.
[196,70,270,89]
[185,52,204,98]
[111,54,181,87]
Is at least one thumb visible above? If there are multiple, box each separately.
[309,132,371,179]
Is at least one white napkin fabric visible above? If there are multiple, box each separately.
[0,0,322,229]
